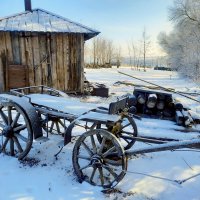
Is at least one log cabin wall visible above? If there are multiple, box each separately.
[0,31,84,93]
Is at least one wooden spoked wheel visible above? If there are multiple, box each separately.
[47,116,67,135]
[40,114,68,136]
[97,116,138,150]
[115,116,138,150]
[72,129,127,188]
[0,103,33,160]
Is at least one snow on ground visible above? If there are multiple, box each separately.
[1,67,200,200]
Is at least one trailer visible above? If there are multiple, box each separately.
[0,85,200,189]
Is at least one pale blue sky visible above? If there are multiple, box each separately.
[0,0,174,56]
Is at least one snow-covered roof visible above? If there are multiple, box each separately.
[0,8,100,40]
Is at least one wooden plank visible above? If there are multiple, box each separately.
[39,34,47,85]
[80,34,84,92]
[4,32,13,64]
[0,32,8,91]
[19,32,26,65]
[67,34,72,90]
[63,34,69,91]
[70,34,75,91]
[74,34,78,91]
[11,32,21,64]
[50,33,57,88]
[0,32,5,92]
[56,33,64,90]
[69,34,74,91]
[24,32,35,86]
[19,33,28,87]
[32,33,41,86]
[74,34,78,90]
[46,33,52,86]
[76,34,82,92]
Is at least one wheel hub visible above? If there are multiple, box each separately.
[2,126,14,138]
[91,155,103,168]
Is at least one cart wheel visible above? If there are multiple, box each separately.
[0,103,33,160]
[46,116,67,135]
[72,129,127,188]
[116,116,138,150]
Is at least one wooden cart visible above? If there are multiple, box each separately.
[0,85,199,188]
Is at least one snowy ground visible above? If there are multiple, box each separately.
[1,67,200,200]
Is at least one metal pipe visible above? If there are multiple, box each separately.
[118,71,200,104]
[24,0,32,11]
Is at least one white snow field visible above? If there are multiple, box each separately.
[1,67,200,200]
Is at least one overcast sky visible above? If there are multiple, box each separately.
[1,0,174,57]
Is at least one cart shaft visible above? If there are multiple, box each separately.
[125,138,200,158]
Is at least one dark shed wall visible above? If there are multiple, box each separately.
[0,31,84,92]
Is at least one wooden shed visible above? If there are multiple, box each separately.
[0,4,99,93]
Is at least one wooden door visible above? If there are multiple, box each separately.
[7,65,28,89]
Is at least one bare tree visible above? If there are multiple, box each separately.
[88,36,115,68]
[114,46,122,68]
[142,27,150,71]
[127,43,132,68]
[158,0,200,81]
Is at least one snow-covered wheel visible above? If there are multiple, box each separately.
[0,102,33,160]
[115,115,138,150]
[42,115,67,136]
[97,115,138,150]
[72,129,127,188]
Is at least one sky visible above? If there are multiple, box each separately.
[0,0,174,57]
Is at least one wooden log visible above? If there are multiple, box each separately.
[128,95,137,107]
[157,93,166,100]
[165,95,173,104]
[147,94,157,108]
[175,110,184,126]
[156,100,165,110]
[188,110,200,124]
[128,106,137,114]
[181,110,193,126]
[137,94,146,104]
[163,108,174,118]
[174,102,183,111]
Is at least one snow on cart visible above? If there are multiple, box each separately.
[0,85,200,189]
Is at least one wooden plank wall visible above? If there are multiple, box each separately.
[0,31,85,92]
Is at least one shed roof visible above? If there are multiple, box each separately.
[0,8,100,40]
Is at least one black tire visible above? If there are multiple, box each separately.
[72,129,127,188]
